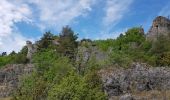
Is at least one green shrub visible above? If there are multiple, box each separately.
[48,71,106,100]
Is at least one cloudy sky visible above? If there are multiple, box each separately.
[0,0,170,53]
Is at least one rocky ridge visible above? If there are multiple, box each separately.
[1,16,170,99]
[99,63,170,100]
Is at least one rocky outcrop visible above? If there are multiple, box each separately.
[0,64,34,98]
[147,16,170,41]
[99,63,170,99]
[77,41,108,63]
[76,41,108,73]
[26,41,37,61]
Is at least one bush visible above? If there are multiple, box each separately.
[13,50,74,99]
[48,71,106,100]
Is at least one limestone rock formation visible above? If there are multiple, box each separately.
[76,41,108,74]
[147,16,170,41]
[0,64,34,98]
[99,63,170,99]
[26,41,37,61]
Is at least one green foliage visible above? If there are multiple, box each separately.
[48,71,107,100]
[159,52,170,66]
[13,49,106,100]
[151,35,170,55]
[110,51,133,68]
[123,27,145,43]
[13,73,47,100]
[0,46,28,68]
[11,46,28,64]
[58,26,78,60]
[141,40,152,51]
[115,27,145,50]
[0,56,12,68]
[37,31,56,50]
[150,35,170,66]
[80,39,92,48]
[104,27,148,67]
[95,39,115,51]
[13,50,74,100]
[11,26,170,100]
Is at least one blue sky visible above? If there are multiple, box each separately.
[0,0,170,53]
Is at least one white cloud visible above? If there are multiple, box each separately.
[0,0,32,53]
[1,0,134,52]
[0,33,34,53]
[26,0,96,30]
[0,0,96,53]
[103,0,134,26]
[0,0,32,37]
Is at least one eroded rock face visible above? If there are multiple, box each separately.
[0,64,34,98]
[147,16,170,41]
[26,41,37,61]
[76,42,108,73]
[99,63,170,98]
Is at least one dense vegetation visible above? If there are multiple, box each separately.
[0,26,170,99]
[0,46,28,68]
[12,26,107,100]
[95,27,170,67]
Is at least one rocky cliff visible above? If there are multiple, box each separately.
[99,63,170,100]
[147,16,170,41]
[0,64,34,98]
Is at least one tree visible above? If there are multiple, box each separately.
[9,51,16,56]
[151,35,170,55]
[159,52,170,66]
[58,26,78,60]
[37,31,55,50]
[13,50,74,100]
[1,52,7,56]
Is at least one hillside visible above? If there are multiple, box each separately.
[0,16,170,100]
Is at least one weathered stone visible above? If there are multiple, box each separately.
[26,41,37,61]
[119,94,134,100]
[0,64,34,98]
[76,41,108,73]
[147,16,170,41]
[99,63,170,98]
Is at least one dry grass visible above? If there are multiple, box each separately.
[110,90,170,100]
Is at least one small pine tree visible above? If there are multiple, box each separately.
[58,26,78,60]
[38,31,55,50]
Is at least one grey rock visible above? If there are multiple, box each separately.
[76,42,108,73]
[99,63,170,98]
[26,41,37,61]
[119,94,134,100]
[147,16,170,41]
[0,64,34,98]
